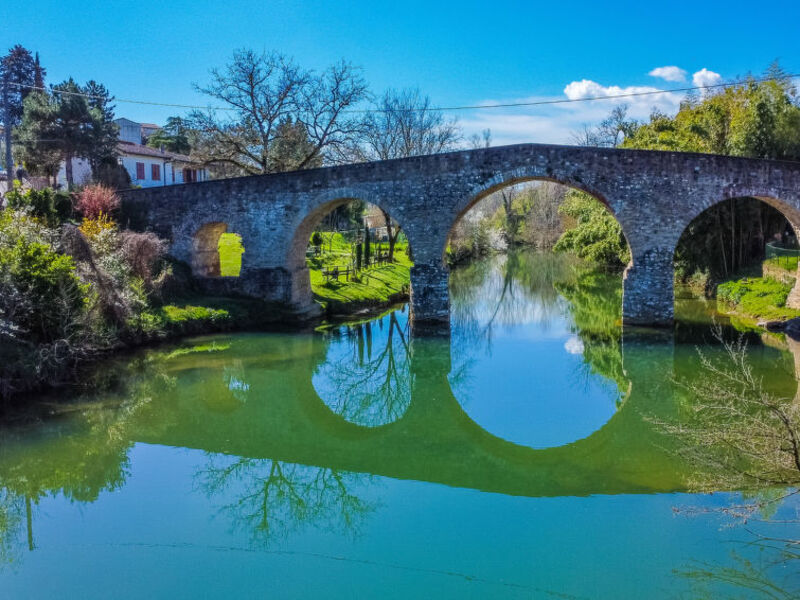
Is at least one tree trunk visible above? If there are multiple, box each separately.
[716,209,728,277]
[501,190,515,243]
[730,199,735,273]
[65,152,74,189]
[381,209,399,261]
[26,495,35,551]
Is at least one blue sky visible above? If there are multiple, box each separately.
[9,0,800,144]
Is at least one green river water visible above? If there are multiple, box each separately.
[0,251,798,598]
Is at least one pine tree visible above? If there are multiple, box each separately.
[33,53,45,89]
[363,224,371,266]
[82,80,119,174]
[15,90,61,181]
[16,78,119,187]
[0,45,37,128]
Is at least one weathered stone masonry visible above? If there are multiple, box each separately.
[119,143,800,328]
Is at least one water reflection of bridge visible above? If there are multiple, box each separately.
[127,331,683,498]
[2,319,798,560]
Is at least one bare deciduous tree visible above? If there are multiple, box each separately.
[469,128,491,149]
[188,49,368,176]
[521,183,567,249]
[572,104,638,147]
[652,327,800,567]
[662,330,800,491]
[351,88,462,260]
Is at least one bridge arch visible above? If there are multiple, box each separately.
[191,222,245,278]
[443,174,629,261]
[284,192,415,312]
[430,173,644,329]
[672,191,800,310]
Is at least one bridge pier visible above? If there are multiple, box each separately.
[622,248,675,327]
[409,263,450,332]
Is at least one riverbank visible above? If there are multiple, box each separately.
[0,188,414,404]
[713,259,800,327]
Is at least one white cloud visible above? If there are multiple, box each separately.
[460,111,574,146]
[692,68,722,89]
[564,336,584,355]
[563,79,672,102]
[648,66,687,82]
[458,71,710,146]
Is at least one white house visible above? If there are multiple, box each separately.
[55,157,93,188]
[54,118,208,188]
[117,139,208,188]
[113,117,208,188]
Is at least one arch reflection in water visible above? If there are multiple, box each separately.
[313,308,412,428]
[448,251,628,449]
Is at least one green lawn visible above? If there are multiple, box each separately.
[717,275,800,321]
[218,233,244,277]
[764,254,799,273]
[207,230,412,313]
[306,231,412,311]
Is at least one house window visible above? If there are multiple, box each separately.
[171,167,175,183]
[151,164,161,181]
[136,162,145,180]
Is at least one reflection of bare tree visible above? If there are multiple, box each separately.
[222,359,250,404]
[196,457,376,545]
[678,547,800,599]
[315,311,412,427]
[658,327,800,596]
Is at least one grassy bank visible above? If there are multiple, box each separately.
[0,186,304,404]
[305,232,412,313]
[136,294,297,340]
[716,258,800,323]
[217,230,413,314]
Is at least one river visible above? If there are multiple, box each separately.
[0,250,798,598]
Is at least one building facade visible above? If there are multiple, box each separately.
[118,140,208,188]
[113,118,208,188]
[53,118,208,188]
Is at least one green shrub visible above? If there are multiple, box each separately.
[0,235,86,342]
[5,187,73,227]
[554,190,630,268]
[717,276,800,321]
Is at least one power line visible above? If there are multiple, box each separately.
[8,73,800,115]
[428,74,800,112]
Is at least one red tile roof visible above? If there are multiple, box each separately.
[117,140,198,164]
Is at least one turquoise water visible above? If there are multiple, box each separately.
[0,251,798,598]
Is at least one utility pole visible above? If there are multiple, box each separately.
[2,77,13,184]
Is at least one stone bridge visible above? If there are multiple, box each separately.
[119,143,800,327]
